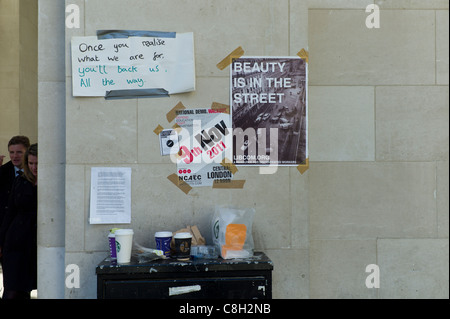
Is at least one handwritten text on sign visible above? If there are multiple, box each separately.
[71,33,195,96]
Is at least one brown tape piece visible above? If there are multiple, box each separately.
[167,173,192,195]
[220,158,238,175]
[212,179,246,189]
[211,102,230,114]
[166,101,186,123]
[153,124,164,135]
[172,123,182,132]
[216,46,245,70]
[296,158,309,175]
[297,48,309,63]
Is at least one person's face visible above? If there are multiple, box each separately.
[8,144,27,168]
[28,155,38,178]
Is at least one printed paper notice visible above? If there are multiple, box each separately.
[89,167,131,224]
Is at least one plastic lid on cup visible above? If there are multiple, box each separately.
[155,231,173,238]
[174,232,192,239]
[115,229,134,236]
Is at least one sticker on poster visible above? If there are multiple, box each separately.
[159,129,180,156]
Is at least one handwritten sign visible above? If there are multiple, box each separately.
[71,32,195,97]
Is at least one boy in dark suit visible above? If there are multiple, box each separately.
[0,136,30,231]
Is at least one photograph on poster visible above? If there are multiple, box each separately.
[231,57,307,166]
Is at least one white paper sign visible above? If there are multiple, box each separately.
[89,167,131,224]
[71,32,195,96]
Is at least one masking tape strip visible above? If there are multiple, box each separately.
[169,285,201,296]
[105,88,169,100]
[153,124,165,135]
[216,46,245,70]
[296,158,309,175]
[97,30,176,39]
[220,158,238,175]
[172,123,182,131]
[167,173,192,195]
[166,101,186,123]
[297,48,309,63]
[212,180,246,189]
[211,102,230,114]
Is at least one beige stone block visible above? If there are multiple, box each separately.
[37,163,66,247]
[290,167,309,248]
[309,162,437,239]
[310,239,377,298]
[0,88,20,132]
[38,0,65,82]
[83,0,289,77]
[37,246,65,298]
[437,161,449,238]
[376,86,449,161]
[0,0,19,13]
[307,0,372,8]
[266,249,309,299]
[0,15,19,69]
[436,10,449,85]
[309,10,435,85]
[20,0,38,27]
[376,0,449,9]
[65,82,138,164]
[65,165,86,252]
[309,86,375,161]
[38,81,65,165]
[289,1,308,56]
[378,239,449,299]
[65,251,105,299]
[0,65,19,89]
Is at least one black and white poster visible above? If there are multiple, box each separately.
[231,57,307,166]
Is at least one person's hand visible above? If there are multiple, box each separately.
[0,155,5,165]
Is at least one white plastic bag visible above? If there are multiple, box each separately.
[212,206,255,259]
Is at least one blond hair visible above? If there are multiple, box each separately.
[23,143,38,185]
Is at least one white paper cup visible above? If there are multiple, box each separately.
[115,229,134,263]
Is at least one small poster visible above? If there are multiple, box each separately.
[89,167,131,224]
[231,57,308,166]
[174,108,233,187]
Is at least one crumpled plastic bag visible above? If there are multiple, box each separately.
[133,241,165,263]
[212,206,255,259]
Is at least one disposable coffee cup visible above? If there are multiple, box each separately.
[108,233,117,260]
[115,229,134,263]
[174,232,192,260]
[155,231,172,257]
